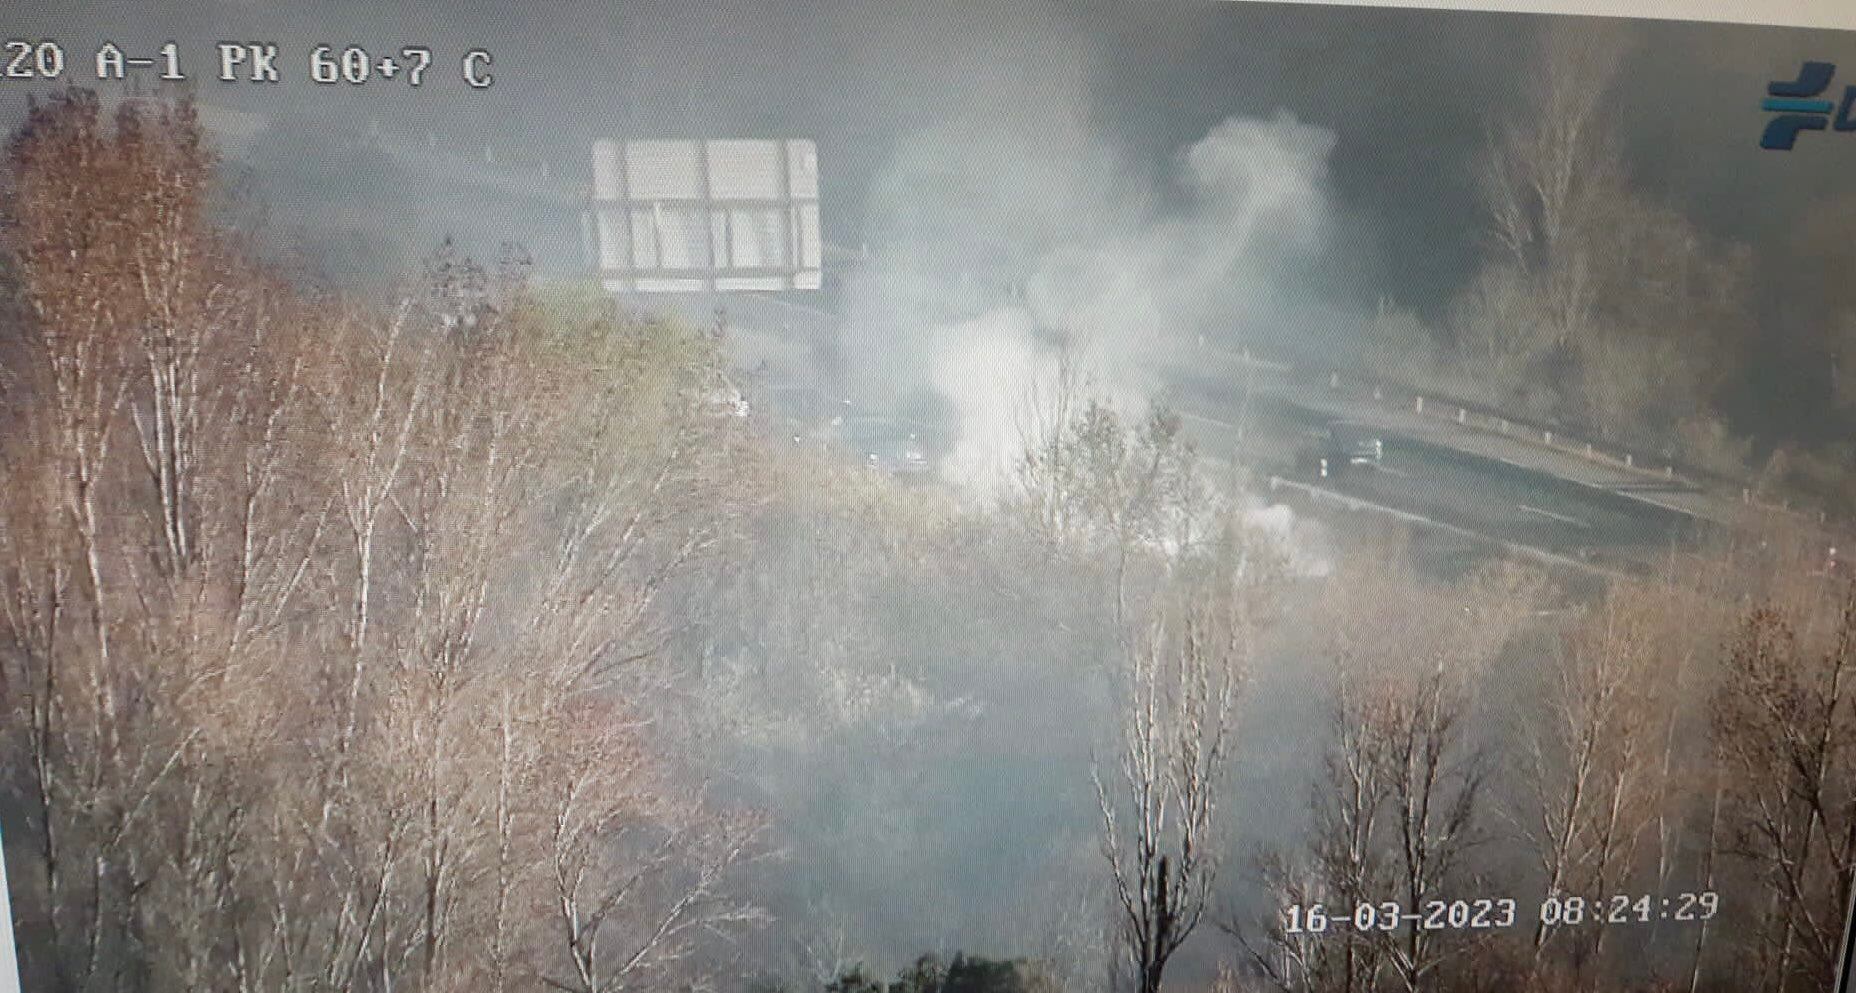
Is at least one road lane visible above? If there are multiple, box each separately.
[1176,390,1703,568]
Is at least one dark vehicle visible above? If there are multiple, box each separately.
[1312,421,1384,478]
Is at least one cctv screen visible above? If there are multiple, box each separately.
[2,3,1853,993]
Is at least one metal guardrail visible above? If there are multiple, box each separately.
[1375,379,1825,525]
[1223,345,1828,528]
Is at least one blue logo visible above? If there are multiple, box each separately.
[1761,61,1856,150]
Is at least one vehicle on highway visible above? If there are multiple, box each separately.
[1312,421,1384,478]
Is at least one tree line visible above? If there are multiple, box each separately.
[1,90,766,993]
[2,87,1853,993]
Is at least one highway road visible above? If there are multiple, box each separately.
[684,293,1713,573]
[1341,436,1694,556]
[1171,378,1709,575]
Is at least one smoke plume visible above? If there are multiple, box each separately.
[842,109,1340,495]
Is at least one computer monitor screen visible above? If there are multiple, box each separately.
[2,3,1853,992]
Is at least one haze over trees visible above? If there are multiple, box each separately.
[1,90,765,993]
[1355,26,1856,522]
[1,87,1853,993]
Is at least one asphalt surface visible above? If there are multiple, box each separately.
[1173,378,1707,572]
[1320,432,1696,557]
[688,294,1710,571]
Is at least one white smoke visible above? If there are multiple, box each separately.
[1240,498,1334,579]
[845,108,1340,502]
[1024,112,1337,383]
[928,309,1050,488]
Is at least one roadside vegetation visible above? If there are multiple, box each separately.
[2,87,1852,993]
[1353,27,1856,521]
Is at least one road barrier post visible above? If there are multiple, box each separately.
[1414,396,1424,413]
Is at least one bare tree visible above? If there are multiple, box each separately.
[1448,264,1553,381]
[1515,588,1658,987]
[542,694,766,993]
[1473,24,1627,355]
[1712,585,1856,992]
[1242,553,1541,993]
[1096,534,1269,993]
[0,90,766,993]
[1,88,289,993]
[1013,347,1219,641]
[1300,672,1402,993]
[1463,24,1751,448]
